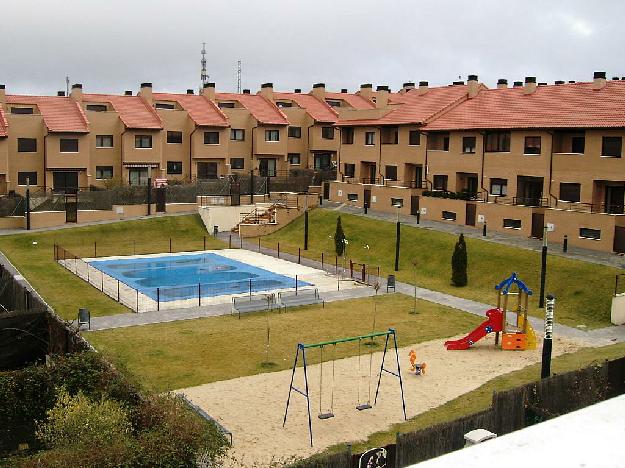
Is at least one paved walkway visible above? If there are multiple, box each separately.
[323,201,625,268]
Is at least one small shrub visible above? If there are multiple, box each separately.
[451,233,468,287]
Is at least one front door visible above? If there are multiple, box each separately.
[129,168,148,186]
[364,189,371,208]
[259,159,277,177]
[605,185,625,214]
[465,203,476,226]
[323,182,330,199]
[314,153,332,171]
[531,213,545,239]
[53,171,79,193]
[410,196,420,216]
[197,162,218,180]
[614,227,625,253]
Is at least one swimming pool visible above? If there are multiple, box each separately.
[89,252,310,301]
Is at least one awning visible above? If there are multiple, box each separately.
[123,162,160,168]
[45,168,87,172]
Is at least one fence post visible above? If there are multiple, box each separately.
[198,283,201,307]
[321,252,324,269]
[258,237,261,252]
[295,275,298,295]
[278,242,280,258]
[169,238,172,253]
[563,235,568,253]
[482,223,487,237]
[157,288,160,311]
[94,241,97,258]
[87,264,90,283]
[298,248,301,264]
[335,255,338,273]
[362,263,366,283]
[101,271,104,291]
[203,236,206,250]
[249,278,252,297]
[136,289,139,312]
[240,235,243,248]
[117,280,120,302]
[229,234,232,249]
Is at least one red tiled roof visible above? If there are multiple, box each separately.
[6,95,90,133]
[216,93,289,125]
[274,92,338,122]
[424,81,625,130]
[83,94,163,129]
[153,93,229,127]
[326,92,375,110]
[337,85,470,126]
[0,107,7,137]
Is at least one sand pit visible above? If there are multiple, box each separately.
[178,333,586,467]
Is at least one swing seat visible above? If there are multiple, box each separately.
[318,412,335,420]
[356,403,372,411]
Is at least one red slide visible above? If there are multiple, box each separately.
[444,308,504,350]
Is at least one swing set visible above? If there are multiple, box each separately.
[282,328,407,447]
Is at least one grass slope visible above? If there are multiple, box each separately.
[259,209,620,329]
[0,215,220,320]
[86,294,482,393]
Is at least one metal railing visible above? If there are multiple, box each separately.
[512,196,550,207]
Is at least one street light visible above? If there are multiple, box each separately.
[394,203,401,272]
[539,225,548,308]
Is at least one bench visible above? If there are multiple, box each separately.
[278,289,324,311]
[232,294,274,318]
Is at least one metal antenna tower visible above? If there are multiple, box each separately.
[237,60,242,93]
[65,76,70,97]
[201,42,208,90]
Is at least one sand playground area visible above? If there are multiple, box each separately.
[178,332,589,467]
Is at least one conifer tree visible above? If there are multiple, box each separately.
[334,216,346,256]
[451,233,468,286]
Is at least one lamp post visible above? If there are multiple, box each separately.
[394,204,401,272]
[538,226,548,308]
[146,166,152,216]
[25,177,31,231]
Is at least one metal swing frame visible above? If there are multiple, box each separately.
[282,328,407,447]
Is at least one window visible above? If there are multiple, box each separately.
[230,129,245,141]
[218,102,235,109]
[167,131,183,144]
[433,175,448,191]
[288,126,301,138]
[230,158,244,169]
[391,198,403,207]
[347,193,358,201]
[571,136,585,154]
[135,135,152,148]
[580,228,601,240]
[276,101,292,108]
[17,138,37,152]
[442,211,456,221]
[524,136,541,155]
[428,132,450,151]
[167,161,183,174]
[265,130,280,142]
[559,183,581,202]
[18,172,37,185]
[342,128,354,144]
[287,153,300,165]
[602,136,622,158]
[344,163,355,178]
[95,166,113,179]
[365,132,375,146]
[322,127,335,140]
[485,132,511,152]
[96,135,113,148]
[503,219,522,229]
[381,127,399,144]
[86,104,107,112]
[60,138,78,153]
[326,100,342,108]
[409,131,421,146]
[129,168,148,186]
[204,131,220,145]
[385,165,398,181]
[490,178,508,196]
[11,107,33,115]
[154,102,175,110]
[463,136,476,153]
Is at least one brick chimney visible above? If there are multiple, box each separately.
[467,75,480,98]
[139,82,153,103]
[375,85,389,108]
[513,81,523,88]
[359,83,373,101]
[294,88,301,94]
[201,82,216,100]
[242,89,251,94]
[497,79,508,89]
[186,89,194,95]
[523,77,537,94]
[311,83,326,100]
[259,82,274,100]
[593,71,607,90]
[418,81,429,95]
[401,82,415,94]
[0,85,6,105]
[70,83,83,102]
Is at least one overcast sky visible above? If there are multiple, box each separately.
[2,0,624,96]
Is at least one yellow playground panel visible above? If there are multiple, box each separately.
[496,273,537,351]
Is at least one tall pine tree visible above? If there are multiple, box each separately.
[335,216,346,255]
[451,233,468,286]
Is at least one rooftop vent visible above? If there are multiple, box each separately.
[187,89,194,94]
[125,90,133,96]
[312,83,325,89]
[72,83,83,89]
[554,80,565,85]
[341,88,348,93]
[294,88,301,93]
[513,81,523,87]
[140,82,152,88]
[57,91,65,97]
[452,81,464,85]
[376,85,389,91]
[242,89,250,94]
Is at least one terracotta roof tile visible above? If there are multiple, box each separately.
[153,93,229,127]
[424,81,625,130]
[83,94,163,129]
[326,92,375,110]
[274,92,338,122]
[216,93,288,125]
[6,95,90,133]
[0,107,7,137]
[337,85,469,126]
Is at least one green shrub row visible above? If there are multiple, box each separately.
[422,190,476,201]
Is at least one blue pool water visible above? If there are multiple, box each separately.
[89,252,310,301]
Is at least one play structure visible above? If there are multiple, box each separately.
[408,349,427,375]
[283,328,407,446]
[444,273,537,351]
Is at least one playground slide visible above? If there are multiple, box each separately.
[444,308,504,350]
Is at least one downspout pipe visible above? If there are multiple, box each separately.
[420,131,430,190]
[377,126,383,183]
[189,127,198,181]
[336,124,342,181]
[480,131,489,201]
[547,130,557,207]
[307,123,314,170]
[43,133,48,191]
[120,129,127,184]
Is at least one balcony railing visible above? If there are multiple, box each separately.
[512,196,550,207]
[553,200,625,215]
[361,177,381,185]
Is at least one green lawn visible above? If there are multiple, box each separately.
[258,209,620,329]
[86,294,482,393]
[0,215,221,320]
